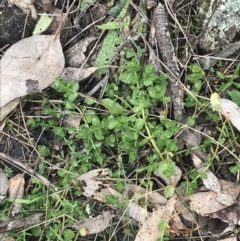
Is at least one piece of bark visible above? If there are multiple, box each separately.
[154,3,183,122]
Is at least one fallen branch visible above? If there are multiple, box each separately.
[154,3,183,122]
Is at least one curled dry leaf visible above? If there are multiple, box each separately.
[68,210,113,235]
[219,99,240,132]
[9,174,25,216]
[0,168,9,201]
[1,35,64,108]
[134,195,177,241]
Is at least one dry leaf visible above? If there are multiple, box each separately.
[74,169,109,198]
[60,67,102,82]
[9,174,25,216]
[0,168,9,201]
[169,211,189,236]
[68,210,113,235]
[134,195,177,241]
[1,35,64,108]
[65,37,96,67]
[219,99,240,132]
[7,0,37,19]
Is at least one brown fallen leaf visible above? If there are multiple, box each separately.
[9,174,25,216]
[1,35,64,108]
[67,210,113,235]
[0,168,9,201]
[134,195,178,241]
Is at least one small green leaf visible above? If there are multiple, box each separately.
[186,116,195,127]
[134,119,145,131]
[97,22,120,30]
[33,14,54,35]
[68,92,78,102]
[164,185,175,198]
[71,81,79,92]
[101,98,125,114]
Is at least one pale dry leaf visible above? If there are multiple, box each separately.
[0,168,9,201]
[1,35,64,108]
[65,37,96,67]
[68,210,113,235]
[74,169,109,198]
[134,195,177,241]
[0,98,21,122]
[60,67,101,82]
[220,180,240,199]
[7,0,37,19]
[94,187,148,224]
[219,99,240,132]
[154,164,182,186]
[9,174,25,216]
[124,184,167,209]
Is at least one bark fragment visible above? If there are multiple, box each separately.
[154,3,183,122]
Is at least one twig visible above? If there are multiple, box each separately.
[0,152,57,191]
[154,3,183,122]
